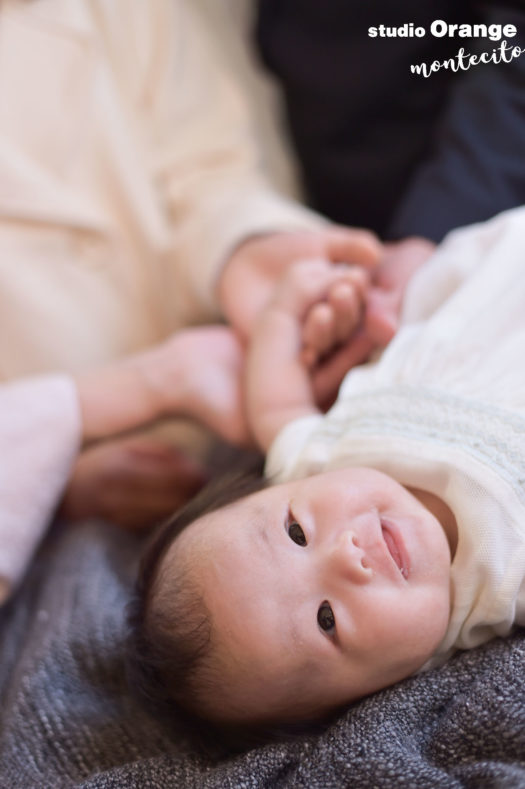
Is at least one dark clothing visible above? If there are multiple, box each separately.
[256,1,525,241]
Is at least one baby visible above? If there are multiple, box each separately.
[127,208,525,736]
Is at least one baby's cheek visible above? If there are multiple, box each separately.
[417,584,450,647]
[382,583,449,658]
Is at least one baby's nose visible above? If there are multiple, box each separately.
[325,531,372,584]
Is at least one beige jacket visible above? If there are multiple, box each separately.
[0,0,320,379]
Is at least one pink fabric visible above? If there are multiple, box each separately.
[0,374,81,603]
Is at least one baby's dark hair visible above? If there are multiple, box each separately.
[126,470,271,744]
[125,468,338,749]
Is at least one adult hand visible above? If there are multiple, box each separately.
[140,326,251,447]
[366,237,437,345]
[59,435,209,532]
[218,227,382,340]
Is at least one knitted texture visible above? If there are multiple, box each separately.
[1,519,524,788]
[329,387,525,498]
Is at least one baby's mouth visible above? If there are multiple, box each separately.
[381,520,409,579]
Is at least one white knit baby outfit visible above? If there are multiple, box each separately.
[267,207,525,665]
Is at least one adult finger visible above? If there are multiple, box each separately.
[364,287,399,347]
[324,227,383,269]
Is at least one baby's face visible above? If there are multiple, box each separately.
[170,468,452,723]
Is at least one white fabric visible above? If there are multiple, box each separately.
[267,206,525,664]
[0,0,322,380]
[0,375,81,603]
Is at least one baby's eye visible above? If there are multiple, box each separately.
[286,512,307,546]
[317,602,336,634]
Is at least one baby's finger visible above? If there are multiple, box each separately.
[327,264,369,341]
[301,302,337,367]
[328,281,363,343]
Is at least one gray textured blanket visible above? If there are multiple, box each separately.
[1,519,525,789]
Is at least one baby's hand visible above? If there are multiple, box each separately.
[248,259,369,450]
[268,258,369,362]
[300,266,369,369]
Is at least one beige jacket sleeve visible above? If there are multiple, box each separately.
[0,0,323,380]
[128,0,325,319]
[0,375,81,604]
